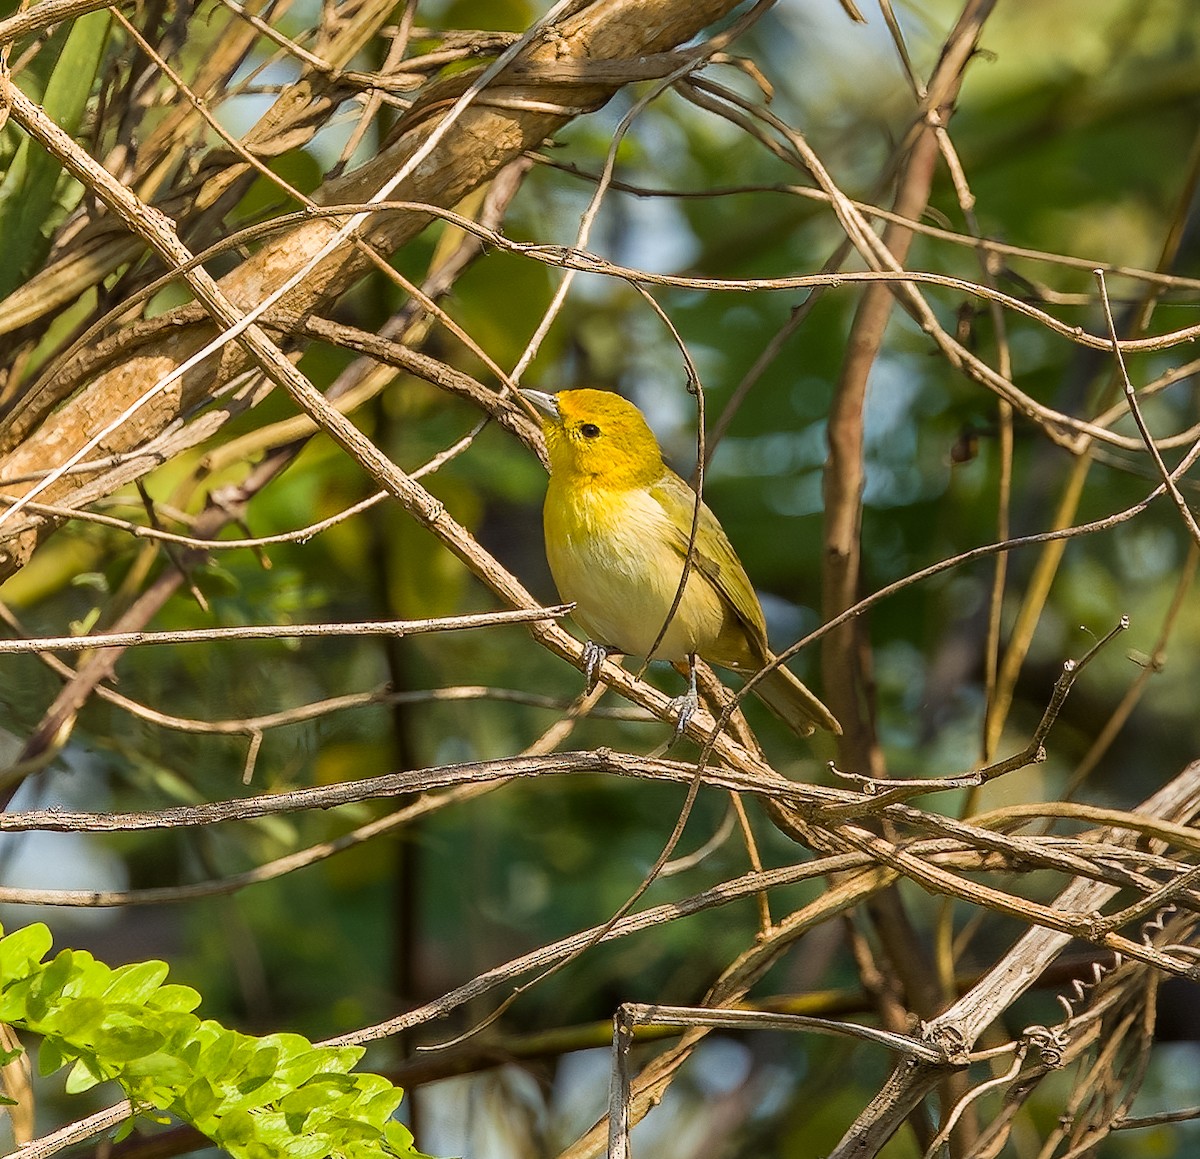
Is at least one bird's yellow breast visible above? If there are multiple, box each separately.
[543,479,732,664]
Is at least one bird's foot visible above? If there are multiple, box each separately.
[582,641,609,693]
[667,688,699,745]
[667,653,701,745]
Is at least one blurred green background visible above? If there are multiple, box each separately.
[2,0,1199,1155]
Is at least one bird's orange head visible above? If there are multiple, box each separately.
[522,388,665,488]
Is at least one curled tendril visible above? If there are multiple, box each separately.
[1140,903,1179,946]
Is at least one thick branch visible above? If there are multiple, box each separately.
[0,0,746,579]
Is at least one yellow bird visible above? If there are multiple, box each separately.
[523,388,841,737]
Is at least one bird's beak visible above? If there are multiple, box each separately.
[518,389,560,420]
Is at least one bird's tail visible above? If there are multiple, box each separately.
[751,657,842,737]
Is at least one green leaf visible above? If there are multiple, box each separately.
[123,1055,193,1103]
[242,1140,283,1159]
[149,1010,204,1052]
[0,923,52,980]
[307,1045,365,1077]
[93,1023,164,1063]
[196,1024,238,1076]
[1,926,419,1157]
[64,1053,107,1093]
[27,949,78,1018]
[36,1036,67,1077]
[62,954,111,1001]
[103,961,170,1005]
[0,980,30,1023]
[112,1116,138,1144]
[383,1121,422,1155]
[51,995,105,1038]
[149,983,203,1014]
[256,1032,310,1059]
[273,1046,328,1090]
[181,1075,222,1123]
[0,10,111,297]
[360,1084,406,1122]
[216,1107,255,1146]
[254,1109,336,1158]
[279,1084,331,1131]
[240,1043,281,1087]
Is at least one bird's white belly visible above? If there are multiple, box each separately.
[545,486,725,662]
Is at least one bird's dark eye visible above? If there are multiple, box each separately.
[580,423,601,439]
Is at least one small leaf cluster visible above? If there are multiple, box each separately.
[0,922,426,1158]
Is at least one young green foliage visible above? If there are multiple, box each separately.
[0,923,426,1158]
[0,11,111,298]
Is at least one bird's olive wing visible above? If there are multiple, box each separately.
[649,470,769,654]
